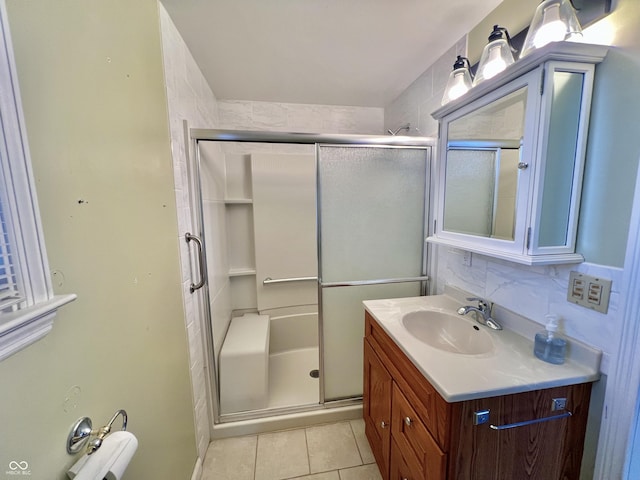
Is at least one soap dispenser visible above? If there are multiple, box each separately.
[534,314,567,364]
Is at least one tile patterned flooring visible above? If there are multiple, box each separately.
[202,419,382,480]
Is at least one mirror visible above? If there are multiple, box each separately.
[538,71,584,247]
[443,87,527,241]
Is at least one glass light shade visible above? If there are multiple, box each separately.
[520,0,583,58]
[442,65,473,105]
[474,38,515,86]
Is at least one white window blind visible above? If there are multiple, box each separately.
[0,194,23,311]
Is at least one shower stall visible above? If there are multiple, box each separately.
[185,129,433,434]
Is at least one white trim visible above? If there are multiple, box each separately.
[593,158,640,479]
[0,294,75,361]
[426,235,584,266]
[190,457,203,480]
[0,0,76,360]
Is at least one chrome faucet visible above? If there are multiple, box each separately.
[457,297,503,330]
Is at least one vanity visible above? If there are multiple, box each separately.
[362,294,601,480]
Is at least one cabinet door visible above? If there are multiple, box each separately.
[450,383,592,480]
[364,339,392,479]
[392,384,447,480]
[390,438,417,480]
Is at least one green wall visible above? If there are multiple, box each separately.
[1,0,196,478]
[469,0,640,267]
[578,0,640,267]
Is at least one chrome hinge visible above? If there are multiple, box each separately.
[526,227,532,250]
[540,68,546,95]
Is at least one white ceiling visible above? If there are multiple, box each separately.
[160,0,504,108]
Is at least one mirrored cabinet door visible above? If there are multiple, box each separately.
[434,68,541,258]
[439,76,539,256]
[530,65,594,256]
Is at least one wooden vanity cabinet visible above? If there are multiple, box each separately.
[363,311,592,480]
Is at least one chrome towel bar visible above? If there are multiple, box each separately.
[262,275,429,287]
[263,276,317,285]
[490,411,572,430]
[320,276,429,288]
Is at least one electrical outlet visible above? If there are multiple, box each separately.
[567,271,611,314]
[463,251,473,267]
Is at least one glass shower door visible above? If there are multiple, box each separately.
[317,145,430,402]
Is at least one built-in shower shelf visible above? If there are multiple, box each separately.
[225,198,253,205]
[228,268,257,277]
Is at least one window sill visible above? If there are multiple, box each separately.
[0,294,77,361]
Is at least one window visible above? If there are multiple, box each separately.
[0,0,75,361]
[0,192,23,312]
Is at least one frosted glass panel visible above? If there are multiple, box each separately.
[322,283,421,400]
[539,71,583,247]
[444,149,496,237]
[251,153,317,311]
[318,145,428,402]
[318,146,427,282]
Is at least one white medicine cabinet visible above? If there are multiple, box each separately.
[428,42,608,265]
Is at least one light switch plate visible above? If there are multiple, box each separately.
[567,271,611,314]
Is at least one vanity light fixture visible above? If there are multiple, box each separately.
[441,56,473,105]
[473,25,516,86]
[520,0,583,58]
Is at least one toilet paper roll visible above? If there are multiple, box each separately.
[67,431,138,480]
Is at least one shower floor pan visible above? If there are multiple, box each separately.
[268,346,319,409]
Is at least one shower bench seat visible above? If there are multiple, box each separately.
[219,313,270,412]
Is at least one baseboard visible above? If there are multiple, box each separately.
[191,456,203,480]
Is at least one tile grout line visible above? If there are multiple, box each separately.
[304,426,312,478]
[348,420,365,465]
[253,434,259,480]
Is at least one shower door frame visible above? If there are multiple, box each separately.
[188,128,435,426]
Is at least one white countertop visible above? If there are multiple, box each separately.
[363,294,602,402]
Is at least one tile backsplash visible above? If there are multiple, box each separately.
[433,246,623,373]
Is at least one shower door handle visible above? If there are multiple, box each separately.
[185,233,206,293]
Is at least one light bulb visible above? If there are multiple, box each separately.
[482,44,508,80]
[441,56,473,105]
[446,72,471,101]
[474,26,515,86]
[533,4,567,48]
[520,0,583,58]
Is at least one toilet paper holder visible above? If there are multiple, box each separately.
[67,409,128,455]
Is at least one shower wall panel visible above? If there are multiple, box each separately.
[251,153,317,312]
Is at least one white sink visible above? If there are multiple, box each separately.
[401,310,495,355]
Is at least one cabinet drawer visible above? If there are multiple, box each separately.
[392,383,447,480]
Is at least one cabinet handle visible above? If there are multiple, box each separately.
[380,421,388,429]
[404,416,412,426]
[517,162,529,170]
[490,411,572,430]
